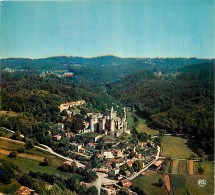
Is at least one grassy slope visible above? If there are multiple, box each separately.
[137,124,159,136]
[131,171,166,195]
[0,180,21,194]
[161,136,195,158]
[0,139,72,176]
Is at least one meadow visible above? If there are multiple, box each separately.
[161,136,195,158]
[131,171,166,195]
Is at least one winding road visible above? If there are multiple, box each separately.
[128,145,160,180]
[0,127,85,167]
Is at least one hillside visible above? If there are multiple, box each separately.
[107,62,214,155]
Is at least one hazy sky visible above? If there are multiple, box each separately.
[1,0,214,58]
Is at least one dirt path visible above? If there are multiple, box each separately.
[189,160,194,174]
[164,175,171,192]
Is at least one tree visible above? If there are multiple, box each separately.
[19,174,34,187]
[198,164,205,174]
[117,187,130,195]
[11,130,22,140]
[66,176,80,192]
[0,161,15,184]
[159,129,166,136]
[131,186,147,195]
[100,189,108,195]
[40,157,53,166]
[8,151,18,158]
[25,138,34,150]
[196,149,205,157]
[189,153,198,160]
[132,160,143,172]
[17,147,25,154]
[87,186,98,195]
[158,178,166,187]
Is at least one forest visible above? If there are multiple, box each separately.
[0,57,214,156]
[108,62,214,154]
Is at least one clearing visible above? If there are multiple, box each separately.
[161,136,195,158]
[136,124,159,136]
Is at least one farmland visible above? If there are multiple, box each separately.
[0,138,68,175]
[167,160,193,175]
[131,170,166,195]
[161,136,195,158]
[165,160,214,195]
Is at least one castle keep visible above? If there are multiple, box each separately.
[87,107,130,137]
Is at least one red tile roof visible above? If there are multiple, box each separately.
[126,160,133,166]
[53,135,61,138]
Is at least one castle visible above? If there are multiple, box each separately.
[87,107,130,137]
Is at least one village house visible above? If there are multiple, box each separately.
[53,135,62,141]
[65,131,73,138]
[126,160,134,167]
[100,163,112,170]
[120,179,132,187]
[109,158,125,167]
[57,123,64,130]
[15,186,36,195]
[70,143,83,152]
[79,148,86,153]
[97,168,108,174]
[86,142,98,150]
[108,168,119,177]
[127,146,136,153]
[102,184,117,195]
[138,142,147,148]
[151,160,163,170]
[112,149,123,157]
[101,151,114,159]
[47,130,52,135]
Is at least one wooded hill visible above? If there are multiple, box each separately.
[107,62,214,155]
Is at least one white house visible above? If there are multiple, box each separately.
[71,143,82,152]
[101,151,114,159]
[57,123,64,130]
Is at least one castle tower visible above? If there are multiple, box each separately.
[110,106,113,119]
[89,115,98,132]
[110,119,115,133]
[123,107,126,119]
[99,117,106,133]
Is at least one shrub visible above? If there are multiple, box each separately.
[8,151,18,158]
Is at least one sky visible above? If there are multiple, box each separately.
[0,0,214,59]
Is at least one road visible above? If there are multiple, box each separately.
[0,127,85,168]
[93,172,118,195]
[128,145,160,180]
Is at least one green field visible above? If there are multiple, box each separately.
[0,154,64,175]
[0,180,21,194]
[166,161,214,195]
[127,112,135,129]
[131,171,166,195]
[170,174,188,195]
[137,124,159,136]
[80,132,101,137]
[161,136,196,158]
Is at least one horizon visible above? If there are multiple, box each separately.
[1,1,214,59]
[1,54,215,60]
